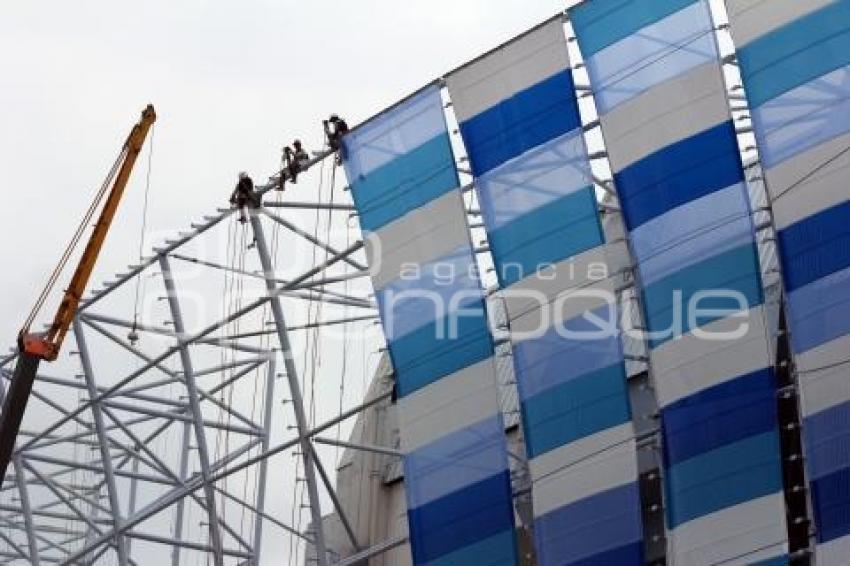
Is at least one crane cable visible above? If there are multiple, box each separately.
[128,124,156,342]
[23,141,128,333]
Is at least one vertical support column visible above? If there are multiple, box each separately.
[13,456,39,566]
[248,211,328,566]
[171,421,192,566]
[73,318,130,566]
[158,255,225,566]
[127,453,140,558]
[251,358,276,564]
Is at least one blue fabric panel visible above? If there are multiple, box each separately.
[579,1,717,113]
[534,482,644,566]
[662,368,777,467]
[642,243,763,347]
[408,471,515,564]
[460,70,581,177]
[405,416,508,509]
[476,128,592,231]
[522,363,630,458]
[629,182,755,286]
[514,304,623,399]
[404,416,506,509]
[569,0,699,57]
[778,200,850,292]
[391,298,493,398]
[810,467,850,544]
[422,529,517,566]
[751,557,789,566]
[350,133,460,231]
[787,264,850,354]
[737,1,850,109]
[804,402,850,482]
[752,64,850,169]
[376,245,482,341]
[614,121,744,230]
[665,431,783,527]
[489,186,603,288]
[343,85,450,178]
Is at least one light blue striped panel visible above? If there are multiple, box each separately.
[579,1,717,114]
[629,182,755,286]
[375,245,483,342]
[343,86,460,232]
[514,303,623,400]
[736,1,850,109]
[344,86,451,179]
[642,243,763,346]
[521,363,630,458]
[488,186,603,288]
[752,64,850,169]
[344,86,518,565]
[569,0,699,57]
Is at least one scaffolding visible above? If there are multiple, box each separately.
[0,149,398,565]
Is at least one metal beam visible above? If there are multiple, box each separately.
[248,210,329,566]
[73,318,130,565]
[158,255,225,566]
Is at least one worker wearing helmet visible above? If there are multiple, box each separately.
[323,114,349,153]
[230,172,257,223]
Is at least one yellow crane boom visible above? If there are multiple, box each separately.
[0,105,156,485]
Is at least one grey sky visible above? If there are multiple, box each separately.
[0,1,568,563]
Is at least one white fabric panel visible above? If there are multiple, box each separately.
[767,132,850,230]
[529,421,633,480]
[502,245,620,319]
[602,62,729,172]
[446,18,568,122]
[399,358,500,453]
[369,190,470,289]
[816,535,850,566]
[797,333,850,418]
[585,1,716,113]
[668,493,788,566]
[726,0,835,46]
[509,277,616,341]
[532,435,637,517]
[651,306,771,408]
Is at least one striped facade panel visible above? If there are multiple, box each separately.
[728,1,850,560]
[341,86,518,565]
[447,19,644,565]
[573,1,788,563]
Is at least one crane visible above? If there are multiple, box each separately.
[0,104,156,486]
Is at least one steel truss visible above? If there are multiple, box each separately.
[0,150,400,565]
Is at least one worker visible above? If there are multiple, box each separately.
[323,114,349,152]
[283,140,310,185]
[229,172,257,223]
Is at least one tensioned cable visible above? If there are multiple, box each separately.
[130,124,156,336]
[24,143,126,332]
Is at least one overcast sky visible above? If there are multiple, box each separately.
[0,1,570,562]
[0,0,573,337]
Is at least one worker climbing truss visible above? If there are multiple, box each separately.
[0,145,387,565]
